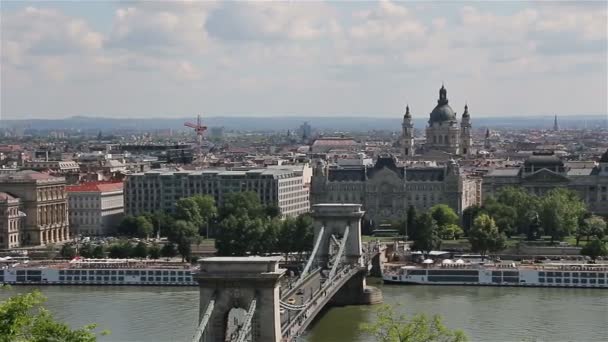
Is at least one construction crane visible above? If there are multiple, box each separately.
[184,115,208,165]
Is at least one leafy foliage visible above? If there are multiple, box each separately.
[0,290,107,342]
[468,214,506,256]
[411,213,441,254]
[360,304,467,342]
[429,204,459,229]
[60,244,76,259]
[580,238,608,261]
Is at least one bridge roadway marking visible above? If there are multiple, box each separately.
[281,265,362,341]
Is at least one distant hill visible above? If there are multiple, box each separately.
[1,115,606,132]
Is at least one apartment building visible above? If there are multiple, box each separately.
[67,182,124,236]
[125,165,311,218]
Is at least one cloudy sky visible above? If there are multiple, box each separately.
[1,1,606,119]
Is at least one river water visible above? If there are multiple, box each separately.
[1,281,606,342]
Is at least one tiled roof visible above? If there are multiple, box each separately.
[67,181,123,193]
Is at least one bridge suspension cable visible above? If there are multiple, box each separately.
[191,297,215,342]
[300,226,324,280]
[328,226,349,280]
[235,299,257,342]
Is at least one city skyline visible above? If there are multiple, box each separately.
[1,1,607,119]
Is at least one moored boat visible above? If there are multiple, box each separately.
[383,261,608,288]
[0,258,198,286]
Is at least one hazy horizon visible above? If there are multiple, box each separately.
[1,1,607,119]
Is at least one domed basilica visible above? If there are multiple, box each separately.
[402,85,472,157]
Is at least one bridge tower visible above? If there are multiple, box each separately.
[311,203,364,267]
[195,257,285,342]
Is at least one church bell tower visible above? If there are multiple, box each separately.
[402,105,415,158]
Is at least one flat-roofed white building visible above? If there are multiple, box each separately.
[124,165,311,218]
[67,182,124,236]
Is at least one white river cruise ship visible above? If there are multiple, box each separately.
[0,258,198,286]
[383,261,608,288]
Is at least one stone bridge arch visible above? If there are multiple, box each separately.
[195,257,285,342]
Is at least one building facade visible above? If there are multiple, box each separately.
[0,192,23,249]
[125,166,311,218]
[402,85,473,157]
[67,182,124,236]
[483,151,608,216]
[311,155,481,225]
[0,171,70,246]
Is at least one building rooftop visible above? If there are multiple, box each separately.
[486,168,520,177]
[0,170,63,183]
[66,181,123,193]
[0,192,18,202]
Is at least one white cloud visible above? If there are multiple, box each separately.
[205,2,339,42]
[107,2,217,54]
[1,6,102,63]
[0,1,606,118]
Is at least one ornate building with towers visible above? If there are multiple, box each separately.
[402,85,473,158]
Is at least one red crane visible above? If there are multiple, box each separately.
[184,115,208,164]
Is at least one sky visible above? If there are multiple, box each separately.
[1,0,607,120]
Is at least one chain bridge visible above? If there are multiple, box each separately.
[191,204,383,342]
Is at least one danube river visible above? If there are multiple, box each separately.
[1,282,606,342]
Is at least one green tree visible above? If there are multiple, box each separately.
[117,215,139,236]
[219,192,263,219]
[462,205,483,235]
[580,238,608,261]
[166,220,198,261]
[540,188,586,243]
[117,215,153,238]
[176,236,192,262]
[0,290,107,342]
[411,213,441,255]
[429,204,459,229]
[148,244,161,259]
[468,214,506,257]
[135,216,153,238]
[144,211,176,238]
[175,197,203,228]
[191,195,218,237]
[360,304,467,342]
[524,210,543,241]
[293,214,314,254]
[577,215,607,245]
[160,243,178,258]
[277,217,298,254]
[108,242,133,259]
[264,205,281,219]
[92,245,105,259]
[438,224,464,240]
[495,187,540,235]
[79,243,94,258]
[406,205,418,241]
[483,198,517,238]
[60,244,76,259]
[131,242,148,259]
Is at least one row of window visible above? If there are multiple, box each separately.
[539,272,606,278]
[539,278,605,284]
[58,276,192,282]
[59,269,190,276]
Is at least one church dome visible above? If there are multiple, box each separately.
[430,104,456,123]
[429,85,456,124]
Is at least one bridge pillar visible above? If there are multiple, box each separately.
[312,204,365,266]
[195,256,286,342]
